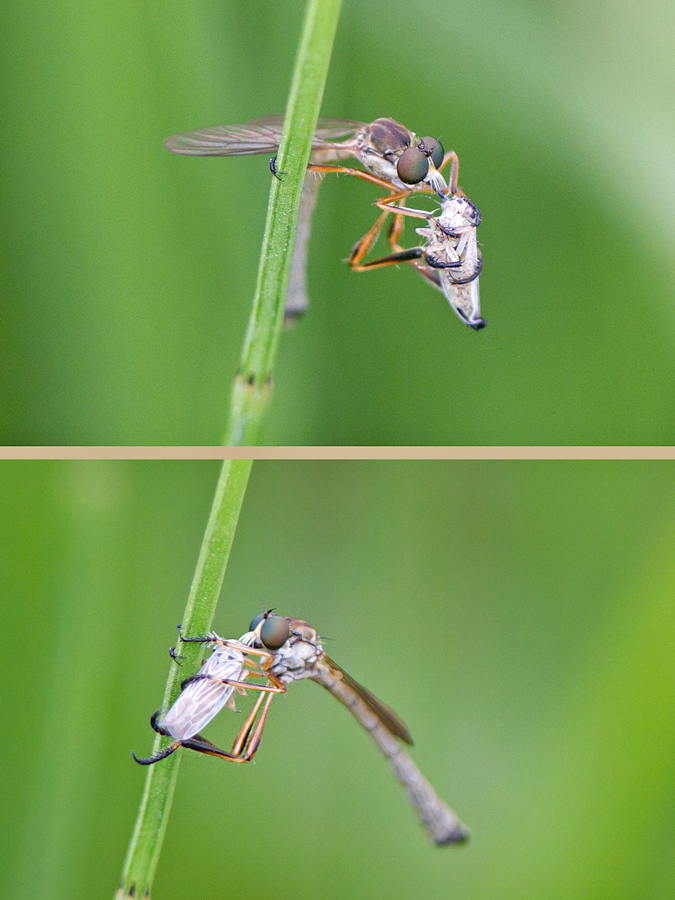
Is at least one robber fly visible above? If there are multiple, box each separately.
[164,115,455,319]
[134,612,469,846]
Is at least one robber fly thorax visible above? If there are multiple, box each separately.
[263,617,325,683]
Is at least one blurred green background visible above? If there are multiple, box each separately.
[1,459,674,899]
[2,0,675,444]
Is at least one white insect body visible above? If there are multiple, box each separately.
[415,194,484,329]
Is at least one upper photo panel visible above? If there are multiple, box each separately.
[3,0,674,446]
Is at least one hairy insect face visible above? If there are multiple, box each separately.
[268,619,324,684]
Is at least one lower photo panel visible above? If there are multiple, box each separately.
[1,459,674,900]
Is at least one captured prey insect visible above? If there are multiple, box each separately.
[164,115,454,320]
[132,621,289,765]
[349,148,486,329]
[134,612,469,846]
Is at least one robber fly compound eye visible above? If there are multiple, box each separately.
[259,616,291,650]
[396,147,430,185]
[418,137,444,171]
[249,612,265,632]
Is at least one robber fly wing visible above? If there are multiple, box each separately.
[159,647,247,741]
[322,655,413,744]
[165,115,364,156]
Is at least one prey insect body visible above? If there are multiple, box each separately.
[132,620,290,765]
[358,189,486,329]
[409,193,484,330]
[134,612,469,846]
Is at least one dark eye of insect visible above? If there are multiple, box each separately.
[397,147,429,185]
[419,137,445,170]
[249,612,265,632]
[260,616,291,650]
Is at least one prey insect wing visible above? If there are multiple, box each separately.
[437,275,482,330]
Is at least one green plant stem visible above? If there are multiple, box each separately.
[224,0,343,446]
[116,458,253,900]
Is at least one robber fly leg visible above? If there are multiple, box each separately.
[132,743,181,765]
[436,150,459,194]
[232,674,286,755]
[175,675,284,765]
[234,691,277,761]
[349,186,421,270]
[178,733,248,762]
[386,210,406,251]
[177,694,275,764]
[374,198,433,222]
[176,634,213,645]
[349,209,393,270]
[307,163,396,192]
[178,631,274,661]
[180,672,284,693]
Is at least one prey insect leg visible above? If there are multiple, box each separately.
[132,711,181,765]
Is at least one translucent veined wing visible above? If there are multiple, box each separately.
[322,654,413,745]
[159,633,256,741]
[165,115,364,156]
[440,275,484,330]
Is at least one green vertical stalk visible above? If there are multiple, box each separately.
[116,458,252,899]
[224,0,343,445]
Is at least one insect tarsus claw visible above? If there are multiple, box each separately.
[269,156,286,180]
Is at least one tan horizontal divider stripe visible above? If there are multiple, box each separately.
[0,446,674,460]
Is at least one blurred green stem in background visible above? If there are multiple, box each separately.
[117,459,253,899]
[224,0,343,445]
